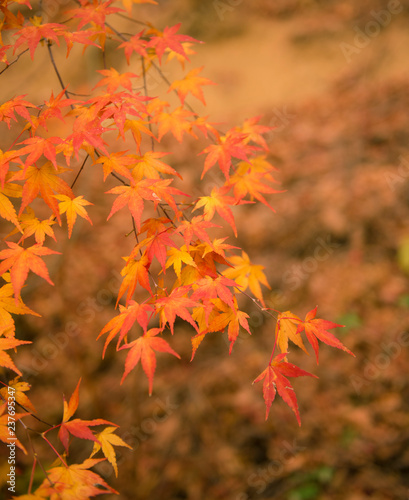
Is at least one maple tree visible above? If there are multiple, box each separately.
[0,0,355,497]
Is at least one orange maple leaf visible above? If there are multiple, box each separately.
[94,67,139,93]
[154,286,198,334]
[119,328,180,392]
[58,380,114,453]
[168,66,215,105]
[175,215,218,248]
[13,162,73,223]
[106,178,160,231]
[34,458,118,499]
[116,253,152,305]
[295,306,354,363]
[18,135,63,169]
[253,353,317,425]
[156,106,196,142]
[0,242,60,300]
[98,300,154,356]
[193,186,239,236]
[0,96,36,129]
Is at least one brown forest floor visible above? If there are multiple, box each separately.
[3,1,409,499]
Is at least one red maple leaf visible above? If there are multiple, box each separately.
[98,300,154,356]
[119,328,180,392]
[253,353,317,425]
[295,306,354,363]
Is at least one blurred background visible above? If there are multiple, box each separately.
[2,0,409,499]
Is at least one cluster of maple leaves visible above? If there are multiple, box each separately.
[0,0,354,497]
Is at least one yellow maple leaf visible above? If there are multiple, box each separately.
[275,311,308,357]
[90,426,132,477]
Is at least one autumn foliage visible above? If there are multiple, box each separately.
[0,0,354,497]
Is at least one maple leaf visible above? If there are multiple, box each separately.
[154,286,198,334]
[62,28,102,57]
[0,376,36,413]
[131,151,182,181]
[168,66,215,106]
[0,149,22,187]
[16,208,56,244]
[58,380,113,453]
[165,245,197,279]
[98,301,154,356]
[193,186,239,236]
[124,118,155,150]
[133,230,177,272]
[68,1,124,29]
[191,298,251,357]
[0,402,29,453]
[191,275,237,310]
[199,131,257,179]
[234,115,273,150]
[275,311,308,357]
[98,91,151,138]
[0,280,40,337]
[42,88,77,119]
[148,23,199,64]
[295,306,354,363]
[95,151,135,181]
[0,336,31,376]
[0,95,36,128]
[34,458,118,499]
[156,106,195,142]
[90,426,132,477]
[119,328,180,392]
[0,242,60,300]
[228,161,282,210]
[166,42,196,68]
[18,135,63,168]
[13,18,67,60]
[94,67,139,93]
[253,353,317,425]
[55,194,93,238]
[224,250,270,305]
[0,189,22,232]
[106,178,160,231]
[175,215,218,248]
[116,253,152,305]
[13,162,73,222]
[118,30,149,63]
